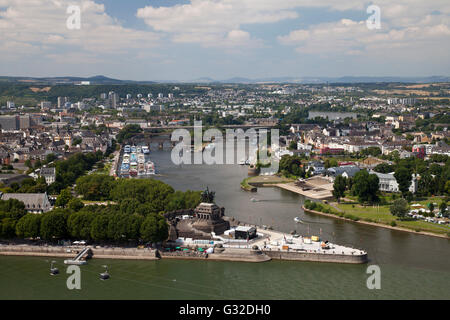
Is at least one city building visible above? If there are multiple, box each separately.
[57,97,68,108]
[370,171,418,193]
[0,115,19,131]
[0,192,52,214]
[40,167,56,185]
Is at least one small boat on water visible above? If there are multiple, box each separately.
[294,217,303,223]
[250,198,259,202]
[146,161,156,175]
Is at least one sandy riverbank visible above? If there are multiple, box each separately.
[302,206,450,240]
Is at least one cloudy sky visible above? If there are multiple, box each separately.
[0,0,449,80]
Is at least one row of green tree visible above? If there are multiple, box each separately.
[374,154,450,197]
[332,170,380,204]
[1,179,202,243]
[6,152,104,195]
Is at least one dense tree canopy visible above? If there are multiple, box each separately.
[394,167,412,197]
[390,198,409,219]
[16,214,42,239]
[332,175,347,202]
[75,174,115,200]
[40,210,68,240]
[140,214,169,243]
[116,124,143,143]
[352,170,380,204]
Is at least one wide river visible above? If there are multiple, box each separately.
[1,147,449,299]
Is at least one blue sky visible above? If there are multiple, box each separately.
[0,0,449,80]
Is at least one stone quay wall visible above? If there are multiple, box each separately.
[264,249,368,264]
[0,245,159,260]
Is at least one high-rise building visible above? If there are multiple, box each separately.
[40,101,52,109]
[158,93,163,99]
[126,94,132,100]
[137,94,143,99]
[0,115,19,131]
[57,97,68,108]
[108,92,119,109]
[19,115,31,129]
[6,101,15,109]
[168,93,174,99]
[100,93,107,99]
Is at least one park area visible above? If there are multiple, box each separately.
[305,197,450,237]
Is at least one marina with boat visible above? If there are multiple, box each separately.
[118,144,156,178]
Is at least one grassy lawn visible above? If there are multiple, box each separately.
[337,203,393,223]
[335,202,450,236]
[81,200,117,205]
[247,175,295,185]
[91,162,112,175]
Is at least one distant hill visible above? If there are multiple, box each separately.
[0,75,155,85]
[0,75,448,85]
[214,76,450,84]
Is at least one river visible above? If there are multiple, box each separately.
[0,148,449,299]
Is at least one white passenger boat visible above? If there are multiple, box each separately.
[294,217,303,223]
[146,161,155,175]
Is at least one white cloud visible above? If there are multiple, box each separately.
[278,0,450,60]
[136,0,317,47]
[0,0,160,63]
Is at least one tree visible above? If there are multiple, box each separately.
[440,202,448,217]
[332,175,347,202]
[40,210,68,240]
[90,214,110,241]
[394,167,412,197]
[140,214,168,243]
[24,159,32,169]
[0,199,27,220]
[373,163,395,174]
[390,198,409,219]
[67,198,85,211]
[55,188,73,208]
[75,174,114,200]
[428,202,435,214]
[324,158,338,169]
[116,124,143,143]
[16,214,41,238]
[288,140,297,151]
[110,179,174,213]
[352,170,379,204]
[67,210,96,240]
[34,159,42,169]
[0,218,17,238]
